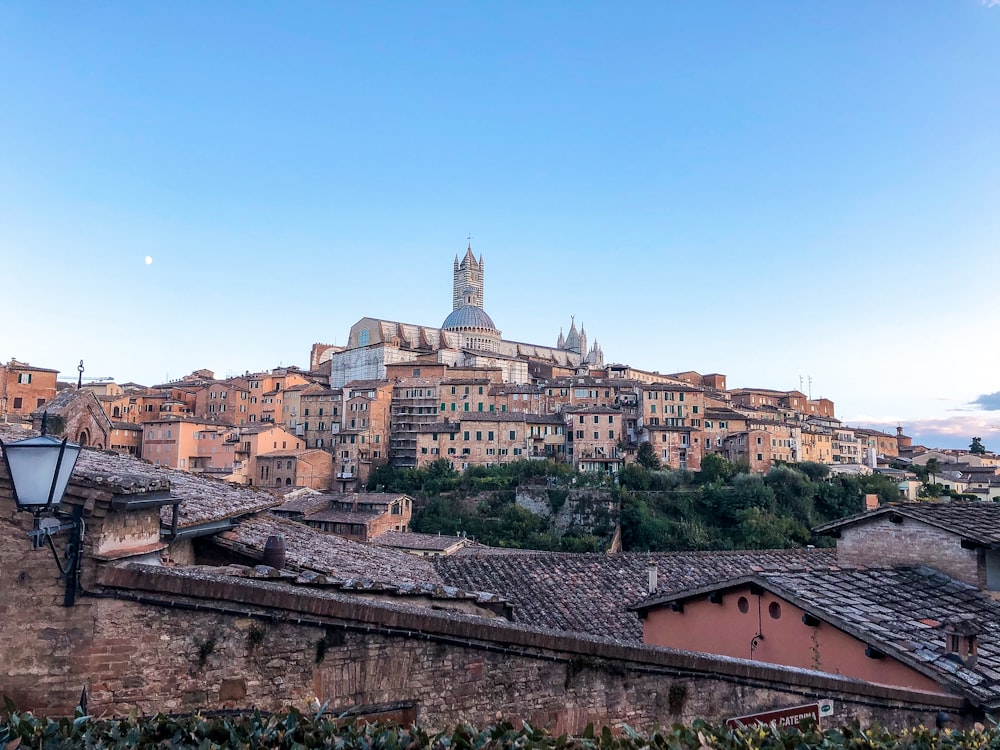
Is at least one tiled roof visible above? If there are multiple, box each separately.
[433,548,837,643]
[157,472,282,529]
[345,379,390,390]
[815,501,1000,546]
[373,531,471,551]
[637,566,1000,707]
[302,509,382,524]
[273,493,331,515]
[214,514,442,585]
[1,425,280,528]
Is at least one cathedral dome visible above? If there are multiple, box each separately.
[442,304,497,332]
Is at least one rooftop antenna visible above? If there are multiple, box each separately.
[808,375,813,400]
[799,374,803,392]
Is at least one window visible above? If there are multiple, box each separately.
[609,431,614,439]
[593,432,598,440]
[464,431,470,440]
[358,327,370,346]
[488,431,494,441]
[476,431,482,441]
[509,430,515,440]
[12,397,22,409]
[17,372,31,384]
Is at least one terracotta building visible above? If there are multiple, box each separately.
[566,405,624,474]
[1,359,58,420]
[255,448,334,491]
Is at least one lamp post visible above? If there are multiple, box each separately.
[0,417,84,605]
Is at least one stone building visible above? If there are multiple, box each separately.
[29,388,113,450]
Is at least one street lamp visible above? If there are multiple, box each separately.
[0,417,84,605]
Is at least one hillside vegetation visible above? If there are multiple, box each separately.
[368,456,900,552]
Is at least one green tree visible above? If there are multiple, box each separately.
[924,458,941,486]
[797,462,830,482]
[971,437,987,455]
[697,453,735,485]
[636,441,661,470]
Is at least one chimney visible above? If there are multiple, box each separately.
[944,616,981,668]
[262,534,286,570]
[864,494,880,511]
[647,559,658,595]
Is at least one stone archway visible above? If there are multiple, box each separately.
[77,429,90,447]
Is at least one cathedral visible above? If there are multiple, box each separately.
[315,245,604,386]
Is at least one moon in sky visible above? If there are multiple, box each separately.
[145,256,153,265]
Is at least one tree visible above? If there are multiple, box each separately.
[636,441,661,470]
[697,453,735,485]
[924,458,941,486]
[970,437,987,455]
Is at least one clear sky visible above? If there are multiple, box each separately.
[2,2,998,450]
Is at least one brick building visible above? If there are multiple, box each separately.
[256,448,334,491]
[0,359,58,419]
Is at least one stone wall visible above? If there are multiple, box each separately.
[515,486,617,537]
[837,517,982,587]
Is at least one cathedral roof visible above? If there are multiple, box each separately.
[442,304,497,332]
[564,320,581,351]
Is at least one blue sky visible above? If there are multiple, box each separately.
[2,2,998,450]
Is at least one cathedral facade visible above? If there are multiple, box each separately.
[317,245,604,387]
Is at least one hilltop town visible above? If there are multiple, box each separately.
[5,249,1000,731]
[5,247,986,501]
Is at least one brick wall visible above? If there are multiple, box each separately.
[837,518,982,587]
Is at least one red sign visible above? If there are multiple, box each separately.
[726,700,831,730]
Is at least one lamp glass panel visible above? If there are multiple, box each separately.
[3,436,82,509]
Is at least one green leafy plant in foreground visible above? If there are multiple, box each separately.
[0,701,994,750]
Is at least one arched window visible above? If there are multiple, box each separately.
[358,328,370,346]
[285,478,292,486]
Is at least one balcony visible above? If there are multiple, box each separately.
[337,471,355,479]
